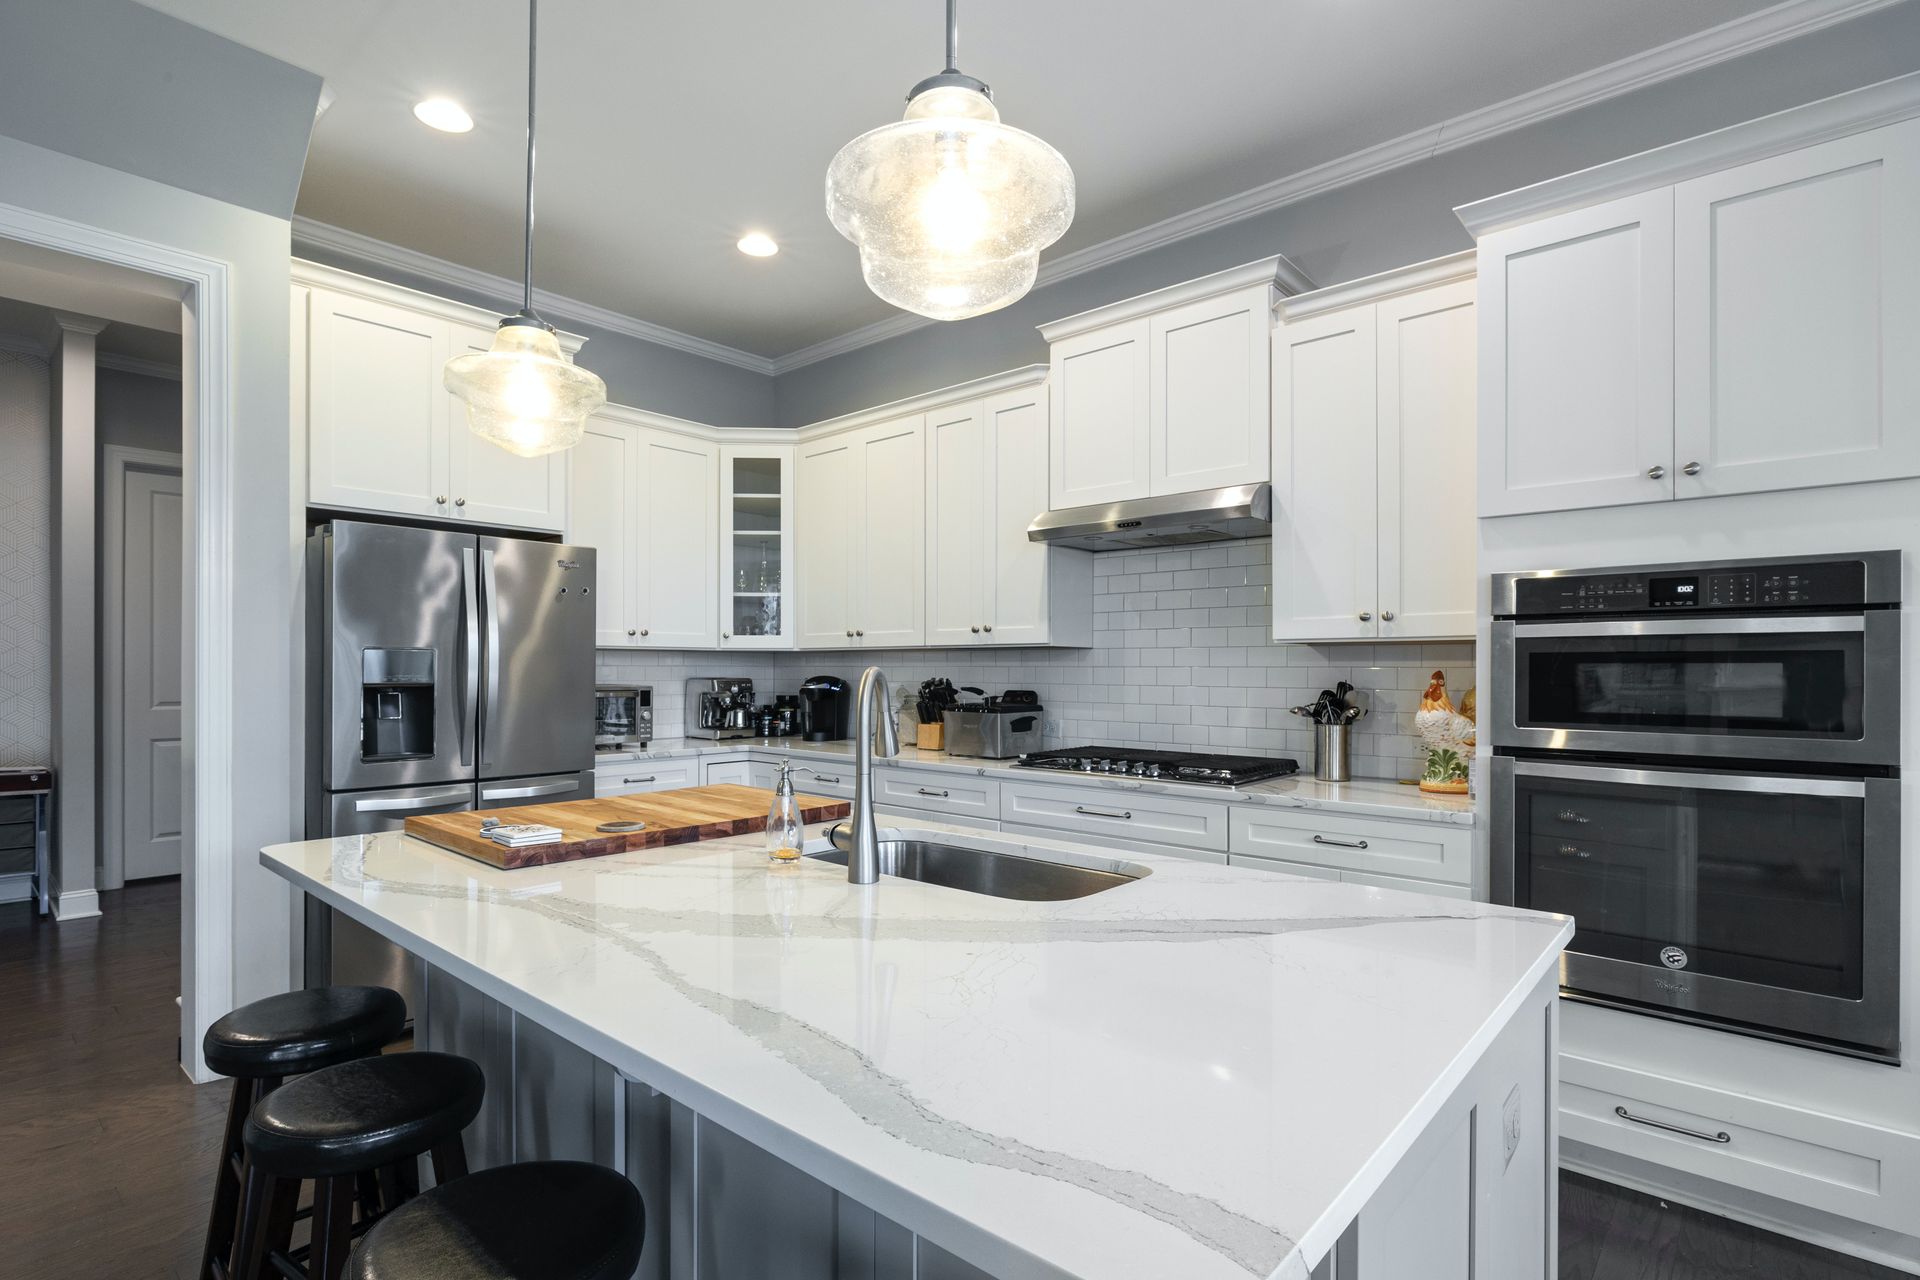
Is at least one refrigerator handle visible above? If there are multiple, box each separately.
[460,547,480,768]
[481,547,501,770]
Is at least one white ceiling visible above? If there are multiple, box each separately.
[141,0,1785,360]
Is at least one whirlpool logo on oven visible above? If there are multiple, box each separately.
[1659,945,1689,970]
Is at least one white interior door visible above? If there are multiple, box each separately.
[120,466,185,881]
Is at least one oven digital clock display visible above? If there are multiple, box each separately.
[1648,575,1700,607]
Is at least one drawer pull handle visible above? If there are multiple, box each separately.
[1312,834,1369,850]
[1614,1105,1730,1144]
[1558,844,1591,859]
[622,776,657,785]
[1557,809,1590,824]
[916,788,950,798]
[815,775,843,785]
[1075,805,1132,821]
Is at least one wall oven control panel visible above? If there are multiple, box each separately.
[1511,558,1868,616]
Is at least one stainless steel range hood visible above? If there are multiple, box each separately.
[1026,483,1272,551]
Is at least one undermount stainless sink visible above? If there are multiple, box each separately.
[812,829,1141,901]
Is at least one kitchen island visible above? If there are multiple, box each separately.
[263,815,1569,1280]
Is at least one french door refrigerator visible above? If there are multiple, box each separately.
[303,520,596,1015]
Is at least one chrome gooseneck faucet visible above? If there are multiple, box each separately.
[846,665,899,884]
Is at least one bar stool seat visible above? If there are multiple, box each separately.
[203,986,407,1078]
[245,1051,485,1178]
[348,1162,646,1280]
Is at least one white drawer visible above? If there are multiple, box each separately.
[1228,806,1471,886]
[998,822,1226,865]
[594,758,700,797]
[1231,852,1471,899]
[1559,1053,1920,1233]
[782,761,856,800]
[702,758,753,786]
[873,766,1000,822]
[996,777,1231,854]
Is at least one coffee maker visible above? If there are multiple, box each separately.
[797,675,852,742]
[687,677,755,740]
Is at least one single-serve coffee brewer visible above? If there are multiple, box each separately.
[687,676,755,740]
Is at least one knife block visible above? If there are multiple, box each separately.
[915,721,945,750]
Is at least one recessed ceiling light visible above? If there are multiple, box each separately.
[736,232,779,258]
[413,98,474,133]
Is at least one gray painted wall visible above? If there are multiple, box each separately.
[97,366,183,456]
[293,242,778,428]
[772,2,1920,426]
[0,0,322,219]
[0,349,50,770]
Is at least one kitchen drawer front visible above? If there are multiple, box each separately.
[1228,807,1471,885]
[702,758,753,787]
[1231,852,1472,900]
[779,761,856,800]
[873,766,1001,822]
[1560,1054,1920,1233]
[1000,781,1228,853]
[594,758,701,797]
[999,821,1227,865]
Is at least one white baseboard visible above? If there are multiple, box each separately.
[1562,1148,1920,1276]
[0,872,31,903]
[53,888,102,921]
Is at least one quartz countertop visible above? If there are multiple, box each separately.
[595,738,1474,826]
[264,817,1561,1278]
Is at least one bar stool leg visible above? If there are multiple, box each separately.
[229,1163,298,1280]
[199,1076,273,1280]
[428,1137,468,1185]
[308,1176,357,1280]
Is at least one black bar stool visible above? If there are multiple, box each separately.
[348,1161,645,1280]
[231,1050,486,1280]
[199,986,408,1280]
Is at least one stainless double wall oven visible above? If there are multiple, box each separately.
[1490,552,1902,1061]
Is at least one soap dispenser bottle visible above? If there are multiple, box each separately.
[766,760,804,862]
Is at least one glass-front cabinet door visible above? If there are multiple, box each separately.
[718,445,793,648]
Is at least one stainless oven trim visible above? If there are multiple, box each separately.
[1510,758,1866,797]
[1490,756,1901,1057]
[1490,609,1900,767]
[1491,550,1902,616]
[1510,616,1865,638]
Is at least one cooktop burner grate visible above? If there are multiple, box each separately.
[1015,747,1299,787]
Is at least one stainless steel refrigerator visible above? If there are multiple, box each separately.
[303,520,596,1016]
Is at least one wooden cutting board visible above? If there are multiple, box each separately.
[403,784,850,869]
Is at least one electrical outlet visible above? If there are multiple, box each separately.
[1502,1083,1524,1169]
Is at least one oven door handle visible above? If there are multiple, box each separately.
[1510,758,1866,798]
[1509,616,1865,638]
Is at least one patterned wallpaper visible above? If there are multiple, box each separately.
[0,349,51,766]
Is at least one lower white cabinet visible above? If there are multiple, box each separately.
[1229,805,1472,888]
[702,758,753,786]
[871,766,1000,826]
[998,821,1227,866]
[594,758,701,798]
[999,780,1230,858]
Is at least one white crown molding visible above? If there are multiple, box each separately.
[291,216,777,375]
[770,0,1903,373]
[1278,250,1477,322]
[97,351,183,381]
[792,363,1050,437]
[1036,255,1310,343]
[1456,67,1920,236]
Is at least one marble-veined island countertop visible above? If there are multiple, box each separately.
[264,817,1565,1279]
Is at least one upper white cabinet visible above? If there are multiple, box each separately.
[295,262,580,532]
[796,415,925,648]
[1672,117,1920,498]
[566,408,718,649]
[718,446,793,649]
[1461,90,1920,516]
[1040,257,1310,510]
[925,378,1092,648]
[1273,256,1477,642]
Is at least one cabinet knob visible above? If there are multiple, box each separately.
[722,631,731,640]
[435,495,447,505]
[626,629,636,637]
[845,629,854,638]
[1646,465,1666,481]
[1358,611,1373,622]
[1380,610,1395,622]
[982,623,992,633]
[455,496,467,507]
[639,629,649,637]
[855,629,864,637]
[971,625,981,634]
[1682,461,1702,476]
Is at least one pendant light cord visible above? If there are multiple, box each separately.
[521,0,538,317]
[944,0,958,72]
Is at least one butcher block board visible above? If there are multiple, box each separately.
[403,785,851,869]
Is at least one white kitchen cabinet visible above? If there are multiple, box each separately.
[594,757,700,797]
[796,416,925,648]
[718,446,793,649]
[926,384,1092,648]
[999,779,1230,856]
[1672,117,1920,498]
[1475,190,1675,516]
[1272,258,1476,642]
[1041,258,1306,509]
[1228,805,1472,889]
[297,263,581,532]
[567,409,717,649]
[997,821,1228,866]
[702,758,753,787]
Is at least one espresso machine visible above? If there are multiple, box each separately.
[687,676,755,740]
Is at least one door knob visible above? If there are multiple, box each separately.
[1358,611,1373,622]
[1682,461,1702,476]
[1381,610,1395,622]
[1646,465,1666,481]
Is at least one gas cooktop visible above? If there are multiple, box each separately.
[1015,747,1299,787]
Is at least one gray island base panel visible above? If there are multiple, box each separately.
[261,819,1569,1280]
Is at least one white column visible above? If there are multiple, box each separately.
[50,311,108,921]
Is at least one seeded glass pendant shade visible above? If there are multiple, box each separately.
[444,0,606,457]
[826,0,1074,321]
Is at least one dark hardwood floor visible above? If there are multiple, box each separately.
[1,879,1908,1279]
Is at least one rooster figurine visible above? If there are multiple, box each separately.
[1414,671,1475,794]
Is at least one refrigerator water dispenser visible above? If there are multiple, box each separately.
[360,648,435,761]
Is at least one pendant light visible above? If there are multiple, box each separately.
[444,0,606,458]
[825,0,1074,322]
